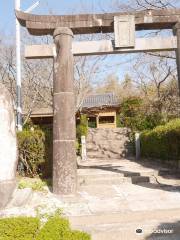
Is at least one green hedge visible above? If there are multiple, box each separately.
[76,114,88,140]
[0,217,40,240]
[140,119,180,162]
[0,216,91,240]
[36,216,90,240]
[17,129,46,177]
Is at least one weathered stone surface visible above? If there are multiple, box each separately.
[16,9,180,35]
[114,15,135,48]
[53,141,77,195]
[86,128,133,160]
[0,180,17,209]
[53,28,77,195]
[53,93,75,141]
[8,188,33,208]
[0,83,17,208]
[25,37,177,59]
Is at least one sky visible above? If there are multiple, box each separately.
[0,0,134,82]
[0,0,179,83]
[0,0,115,34]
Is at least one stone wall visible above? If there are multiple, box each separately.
[86,128,133,160]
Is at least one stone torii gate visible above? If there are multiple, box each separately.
[16,8,180,195]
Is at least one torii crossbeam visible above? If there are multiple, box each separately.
[16,9,180,196]
[16,9,180,35]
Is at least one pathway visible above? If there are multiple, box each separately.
[1,158,180,240]
[66,158,180,240]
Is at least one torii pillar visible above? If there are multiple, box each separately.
[53,28,77,195]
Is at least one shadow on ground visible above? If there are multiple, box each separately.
[145,221,180,240]
[78,158,180,193]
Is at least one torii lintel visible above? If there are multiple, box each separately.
[16,9,180,36]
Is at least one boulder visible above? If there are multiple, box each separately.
[0,83,18,209]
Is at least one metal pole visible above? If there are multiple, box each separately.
[15,0,22,131]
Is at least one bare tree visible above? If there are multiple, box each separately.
[132,53,179,118]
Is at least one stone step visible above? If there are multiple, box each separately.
[86,139,131,144]
[87,153,131,160]
[86,145,133,151]
[86,146,99,151]
[78,166,159,178]
[87,150,133,156]
[69,208,180,240]
[87,135,131,142]
[87,149,131,154]
[78,175,150,186]
[78,171,140,178]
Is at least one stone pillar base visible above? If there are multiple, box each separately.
[0,180,17,209]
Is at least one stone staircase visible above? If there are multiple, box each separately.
[78,167,151,186]
[2,158,180,240]
[66,159,180,240]
[86,128,133,160]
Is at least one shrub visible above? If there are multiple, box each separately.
[70,230,91,240]
[0,216,91,240]
[17,129,46,177]
[76,114,88,155]
[76,114,88,139]
[140,119,180,162]
[119,97,164,131]
[0,217,40,240]
[36,216,70,240]
[36,215,91,240]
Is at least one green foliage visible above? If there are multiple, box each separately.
[76,114,88,155]
[76,140,80,153]
[40,126,53,178]
[18,178,48,192]
[69,230,91,240]
[0,217,40,240]
[36,215,91,240]
[119,97,163,131]
[36,216,70,240]
[0,215,91,240]
[17,129,46,177]
[141,119,180,162]
[88,120,96,128]
[76,114,88,139]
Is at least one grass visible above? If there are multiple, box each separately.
[18,177,52,192]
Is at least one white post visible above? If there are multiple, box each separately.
[15,1,40,131]
[15,0,22,131]
[81,136,87,161]
[135,132,140,160]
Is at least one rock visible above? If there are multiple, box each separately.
[8,188,33,208]
[86,128,133,160]
[0,83,18,209]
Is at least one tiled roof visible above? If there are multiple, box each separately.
[82,93,119,108]
[26,93,119,116]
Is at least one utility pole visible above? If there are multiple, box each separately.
[15,0,22,131]
[15,0,40,131]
